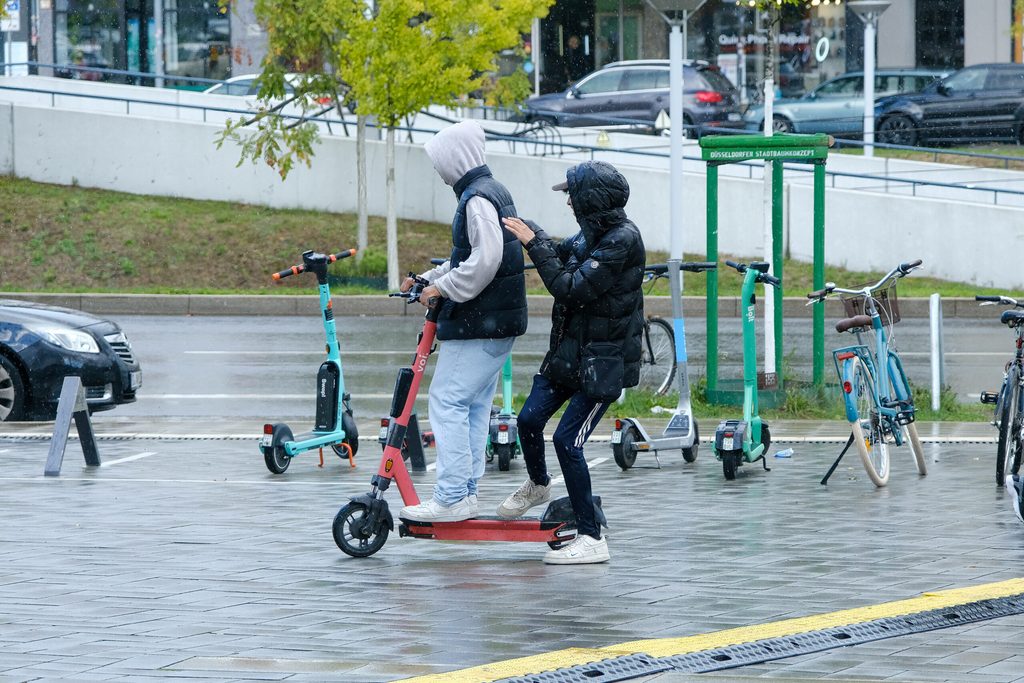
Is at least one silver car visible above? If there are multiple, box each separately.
[743,69,948,136]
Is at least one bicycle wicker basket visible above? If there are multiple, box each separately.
[840,282,901,326]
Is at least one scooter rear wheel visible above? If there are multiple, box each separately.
[613,426,641,470]
[333,502,389,557]
[494,443,514,471]
[682,422,699,463]
[263,424,293,474]
[722,451,741,480]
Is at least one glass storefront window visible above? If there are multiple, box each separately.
[163,0,230,86]
[54,0,122,81]
[691,1,847,101]
[53,0,229,87]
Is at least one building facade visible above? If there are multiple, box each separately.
[0,0,1017,93]
[533,0,1017,97]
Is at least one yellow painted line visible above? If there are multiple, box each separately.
[399,577,1024,683]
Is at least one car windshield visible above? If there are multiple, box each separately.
[943,68,987,92]
[576,71,623,95]
[813,77,860,98]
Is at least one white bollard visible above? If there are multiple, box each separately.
[930,293,944,412]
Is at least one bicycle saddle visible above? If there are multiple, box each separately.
[1001,310,1024,327]
[835,315,873,334]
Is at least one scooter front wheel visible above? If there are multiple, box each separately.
[333,502,389,557]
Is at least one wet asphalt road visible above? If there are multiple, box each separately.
[110,314,1008,423]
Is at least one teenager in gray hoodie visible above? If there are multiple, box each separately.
[399,121,528,523]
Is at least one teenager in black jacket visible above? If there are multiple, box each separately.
[497,160,646,564]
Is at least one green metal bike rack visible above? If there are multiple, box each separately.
[700,133,833,404]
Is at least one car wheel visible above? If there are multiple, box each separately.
[682,115,698,139]
[773,116,794,134]
[877,114,918,147]
[0,354,26,422]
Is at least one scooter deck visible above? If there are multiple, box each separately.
[398,516,571,543]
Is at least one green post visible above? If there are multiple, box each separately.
[699,133,832,404]
[772,159,784,385]
[813,161,826,387]
[706,162,719,393]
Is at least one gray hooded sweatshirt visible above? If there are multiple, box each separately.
[422,121,503,304]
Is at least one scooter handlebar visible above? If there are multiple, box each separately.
[272,248,356,280]
[760,273,781,287]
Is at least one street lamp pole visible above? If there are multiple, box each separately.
[849,1,892,158]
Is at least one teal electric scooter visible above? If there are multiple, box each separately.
[487,356,522,471]
[713,261,781,480]
[260,248,360,474]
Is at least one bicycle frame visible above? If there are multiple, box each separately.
[823,263,919,447]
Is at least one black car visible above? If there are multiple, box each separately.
[875,63,1024,146]
[0,301,141,421]
[522,60,742,132]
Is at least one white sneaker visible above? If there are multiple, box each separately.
[497,479,552,518]
[1006,475,1024,525]
[400,497,478,523]
[543,534,610,565]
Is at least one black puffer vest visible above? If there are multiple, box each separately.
[436,165,529,341]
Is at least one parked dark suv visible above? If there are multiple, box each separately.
[875,63,1024,146]
[522,60,741,133]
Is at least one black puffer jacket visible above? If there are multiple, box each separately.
[525,161,646,395]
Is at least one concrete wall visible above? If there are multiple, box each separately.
[5,101,1024,289]
[965,0,1013,66]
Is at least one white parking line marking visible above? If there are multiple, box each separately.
[100,452,157,467]
[0,449,8,454]
[146,393,398,400]
[184,350,547,357]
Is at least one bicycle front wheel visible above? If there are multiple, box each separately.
[849,357,890,487]
[637,317,676,396]
[997,366,1021,486]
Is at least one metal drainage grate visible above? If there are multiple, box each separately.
[500,594,1024,683]
[663,595,1024,674]
[494,654,672,683]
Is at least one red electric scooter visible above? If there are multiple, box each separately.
[331,274,605,558]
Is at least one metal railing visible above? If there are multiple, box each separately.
[4,69,1024,207]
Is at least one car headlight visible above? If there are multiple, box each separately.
[34,326,100,354]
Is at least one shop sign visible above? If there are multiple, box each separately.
[1,0,20,32]
[718,33,810,47]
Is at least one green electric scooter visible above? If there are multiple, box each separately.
[713,261,781,480]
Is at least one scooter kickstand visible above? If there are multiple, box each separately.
[755,454,771,472]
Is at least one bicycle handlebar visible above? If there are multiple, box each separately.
[976,294,1023,308]
[272,248,356,280]
[806,259,923,302]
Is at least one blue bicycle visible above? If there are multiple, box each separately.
[809,260,927,487]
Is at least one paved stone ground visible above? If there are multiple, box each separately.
[1,427,1022,682]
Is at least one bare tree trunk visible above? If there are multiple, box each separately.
[385,126,399,291]
[356,115,368,264]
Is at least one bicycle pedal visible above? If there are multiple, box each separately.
[980,391,999,405]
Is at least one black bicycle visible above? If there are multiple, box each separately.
[978,294,1024,486]
[635,262,716,395]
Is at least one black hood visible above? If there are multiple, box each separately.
[0,300,111,331]
[563,161,630,245]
